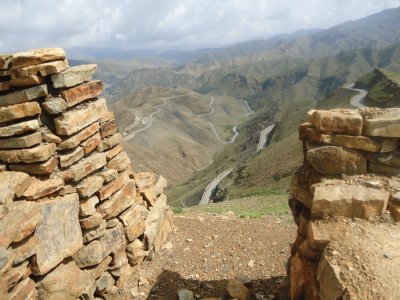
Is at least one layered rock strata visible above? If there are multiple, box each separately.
[287,108,400,299]
[0,48,172,299]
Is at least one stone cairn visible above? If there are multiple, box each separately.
[287,108,400,299]
[0,48,173,299]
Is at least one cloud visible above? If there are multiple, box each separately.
[0,0,398,52]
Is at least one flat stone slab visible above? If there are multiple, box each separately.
[60,80,103,107]
[0,132,42,149]
[31,193,82,275]
[0,81,10,92]
[51,64,97,88]
[98,171,128,200]
[76,175,104,198]
[98,132,122,151]
[58,122,99,150]
[134,172,156,190]
[22,177,64,200]
[362,108,400,137]
[0,101,41,123]
[10,75,45,87]
[12,59,69,78]
[42,97,68,115]
[311,109,363,135]
[69,152,107,182]
[59,146,84,168]
[12,48,66,69]
[0,171,31,207]
[0,84,48,107]
[9,156,58,175]
[0,119,39,137]
[107,151,131,172]
[0,143,56,163]
[54,98,107,136]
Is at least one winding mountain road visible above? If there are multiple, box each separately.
[345,84,367,108]
[199,168,233,205]
[196,97,215,117]
[256,124,275,153]
[240,100,255,116]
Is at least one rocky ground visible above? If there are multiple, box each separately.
[117,212,296,299]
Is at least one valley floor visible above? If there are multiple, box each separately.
[117,197,296,299]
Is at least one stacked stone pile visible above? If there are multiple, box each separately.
[287,108,400,299]
[0,48,173,299]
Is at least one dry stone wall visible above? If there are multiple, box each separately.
[0,48,173,299]
[287,108,400,299]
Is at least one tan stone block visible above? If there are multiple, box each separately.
[311,109,363,135]
[69,152,107,182]
[306,146,366,175]
[0,132,42,149]
[23,177,64,200]
[98,171,128,200]
[100,118,117,138]
[12,60,69,77]
[82,219,106,243]
[141,187,156,207]
[107,151,131,172]
[317,254,346,300]
[97,180,136,220]
[10,234,38,265]
[60,80,103,107]
[362,108,400,137]
[97,132,122,151]
[57,122,99,150]
[59,146,84,168]
[41,132,62,144]
[54,98,107,136]
[9,156,58,175]
[0,201,40,247]
[0,142,56,163]
[0,171,31,205]
[81,132,101,154]
[0,84,48,107]
[12,48,66,69]
[59,184,76,196]
[125,218,145,242]
[134,172,156,190]
[36,260,92,300]
[154,175,168,196]
[119,204,147,242]
[76,175,104,198]
[51,64,97,88]
[126,239,146,266]
[80,195,99,217]
[0,119,39,137]
[388,203,400,222]
[8,277,37,300]
[99,110,114,124]
[99,168,118,183]
[0,246,13,274]
[80,212,104,229]
[2,261,31,291]
[42,97,68,114]
[31,193,82,275]
[311,183,390,219]
[307,221,330,251]
[0,81,10,92]
[105,144,123,160]
[10,74,45,87]
[227,278,249,300]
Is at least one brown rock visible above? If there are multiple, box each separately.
[99,110,114,124]
[306,146,366,175]
[82,220,107,243]
[290,175,313,208]
[154,175,168,196]
[0,201,40,247]
[0,84,48,107]
[98,171,129,200]
[10,74,45,87]
[36,260,92,300]
[226,279,250,300]
[388,203,400,222]
[12,48,66,69]
[81,132,101,154]
[0,143,56,163]
[0,171,31,204]
[59,146,84,168]
[317,254,346,300]
[73,223,124,268]
[126,239,146,266]
[0,246,12,274]
[0,102,41,123]
[2,261,31,290]
[31,193,82,275]
[12,60,69,77]
[311,109,363,135]
[57,122,99,150]
[77,175,104,198]
[379,138,398,152]
[362,108,400,137]
[0,54,12,69]
[23,177,64,200]
[11,234,38,265]
[144,206,173,252]
[153,209,173,252]
[107,151,131,172]
[0,132,42,149]
[99,168,118,183]
[51,64,97,88]
[0,119,39,137]
[58,184,76,196]
[307,221,330,251]
[368,151,400,176]
[100,118,117,138]
[141,187,156,207]
[119,204,147,241]
[105,144,123,160]
[80,195,99,217]
[41,132,62,144]
[97,180,136,220]
[97,132,123,151]
[8,277,37,300]
[54,98,107,136]
[69,152,107,182]
[60,80,103,107]
[42,97,68,115]
[9,156,58,175]
[135,172,156,190]
[0,81,10,92]
[80,212,104,229]
[311,182,390,219]
[96,272,115,295]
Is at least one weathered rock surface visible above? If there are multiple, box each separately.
[0,84,48,107]
[126,239,146,266]
[57,122,99,150]
[60,80,103,107]
[98,132,123,151]
[59,146,84,168]
[42,97,68,115]
[12,48,66,69]
[0,143,55,163]
[77,175,104,198]
[12,60,69,77]
[311,109,363,135]
[0,132,42,149]
[362,108,400,137]
[98,171,128,200]
[51,64,96,88]
[368,151,400,176]
[9,156,58,175]
[0,119,39,137]
[22,177,64,200]
[0,102,41,123]
[10,74,45,87]
[69,152,107,182]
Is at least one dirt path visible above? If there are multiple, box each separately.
[119,213,296,299]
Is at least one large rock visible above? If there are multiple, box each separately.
[76,175,104,197]
[0,143,56,163]
[73,223,124,268]
[105,144,123,160]
[100,118,117,138]
[82,220,107,243]
[144,206,173,251]
[82,132,102,154]
[80,195,99,217]
[60,80,103,107]
[2,260,31,291]
[31,193,82,275]
[310,109,363,135]
[317,254,346,300]
[311,182,390,219]
[307,221,330,251]
[36,260,92,300]
[362,108,400,137]
[54,98,107,136]
[126,239,146,266]
[9,156,58,175]
[0,102,41,123]
[306,146,366,175]
[0,171,31,206]
[0,119,39,137]
[226,279,250,300]
[0,132,42,149]
[135,172,156,190]
[0,201,40,247]
[12,60,69,77]
[11,234,38,265]
[51,64,97,88]
[42,97,68,115]
[12,48,66,69]
[22,177,64,200]
[57,122,99,150]
[0,84,48,107]
[69,152,107,182]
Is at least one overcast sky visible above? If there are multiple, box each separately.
[0,0,398,53]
